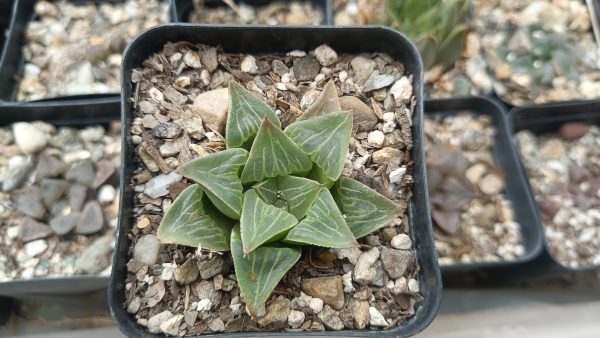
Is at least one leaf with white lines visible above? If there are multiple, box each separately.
[177,148,248,220]
[240,189,298,254]
[285,111,352,182]
[332,177,402,239]
[241,118,312,184]
[284,189,358,248]
[157,184,232,251]
[231,226,301,316]
[254,176,323,219]
[226,81,281,149]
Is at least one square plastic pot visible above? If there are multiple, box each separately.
[170,0,332,25]
[508,100,600,275]
[424,96,544,286]
[109,24,441,337]
[0,0,170,104]
[0,98,120,296]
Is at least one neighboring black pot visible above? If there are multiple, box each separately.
[0,0,170,104]
[507,100,600,276]
[110,24,441,337]
[0,98,120,296]
[0,0,13,60]
[170,0,332,25]
[424,96,543,286]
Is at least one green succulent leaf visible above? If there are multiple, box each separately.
[306,165,335,189]
[284,189,358,248]
[254,175,323,219]
[332,177,402,239]
[241,118,312,184]
[177,148,248,219]
[226,81,281,149]
[157,184,232,251]
[285,111,352,182]
[240,189,298,254]
[231,226,301,316]
[299,80,341,120]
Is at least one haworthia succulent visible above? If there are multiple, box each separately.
[157,184,232,251]
[284,189,358,248]
[240,189,298,254]
[254,175,323,219]
[231,226,301,316]
[226,81,281,149]
[241,118,312,184]
[285,111,352,182]
[177,148,248,219]
[332,177,402,239]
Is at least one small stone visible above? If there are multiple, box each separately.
[332,247,362,264]
[148,311,174,334]
[75,234,114,274]
[372,147,402,164]
[293,56,321,82]
[352,300,370,329]
[559,122,588,140]
[367,130,385,148]
[183,311,198,328]
[291,291,312,309]
[159,142,180,157]
[465,163,487,185]
[369,307,388,327]
[196,298,212,312]
[184,50,202,69]
[13,122,47,154]
[309,297,324,314]
[390,76,413,102]
[192,88,229,134]
[161,263,177,281]
[175,258,199,285]
[139,101,158,115]
[194,280,221,308]
[317,305,344,331]
[240,55,258,74]
[136,216,150,229]
[76,201,104,234]
[363,71,396,92]
[34,152,67,181]
[271,59,288,76]
[144,172,182,199]
[314,44,338,66]
[65,159,96,188]
[2,155,34,191]
[408,278,419,292]
[389,166,407,183]
[380,247,413,279]
[151,122,182,139]
[391,234,412,250]
[479,173,504,195]
[339,96,378,132]
[353,247,380,284]
[160,314,183,336]
[371,261,386,287]
[97,184,116,205]
[68,184,88,211]
[127,297,141,314]
[19,217,53,242]
[197,255,225,279]
[17,187,46,220]
[342,271,355,293]
[208,318,225,332]
[93,160,116,188]
[40,178,69,207]
[351,56,376,83]
[200,47,218,72]
[49,214,78,235]
[133,234,160,265]
[302,276,344,310]
[142,114,159,129]
[288,309,305,328]
[24,239,48,257]
[258,296,290,327]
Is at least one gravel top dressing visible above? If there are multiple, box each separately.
[123,41,423,335]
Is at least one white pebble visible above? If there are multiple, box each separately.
[97,184,116,205]
[308,297,324,314]
[160,263,177,281]
[391,234,412,250]
[408,278,419,293]
[240,55,258,74]
[25,240,48,257]
[390,76,413,101]
[367,130,385,148]
[197,299,212,312]
[382,112,395,123]
[389,166,407,183]
[287,309,305,328]
[369,307,388,326]
[342,271,355,293]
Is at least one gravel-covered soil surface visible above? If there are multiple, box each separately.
[187,1,323,25]
[123,41,423,334]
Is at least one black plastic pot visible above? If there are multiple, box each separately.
[424,97,543,286]
[109,24,441,337]
[0,0,13,60]
[507,100,600,275]
[0,99,120,296]
[0,0,170,104]
[170,0,332,25]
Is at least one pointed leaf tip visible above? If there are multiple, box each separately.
[240,189,298,254]
[226,81,281,149]
[177,148,248,219]
[332,177,402,239]
[241,118,312,184]
[253,175,323,219]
